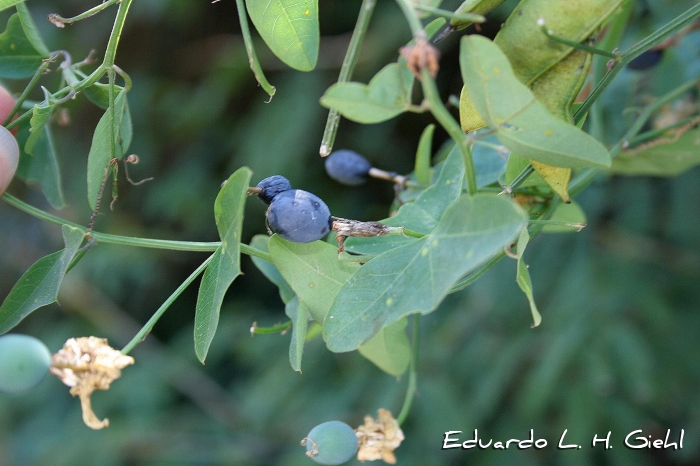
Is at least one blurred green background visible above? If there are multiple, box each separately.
[1,0,699,465]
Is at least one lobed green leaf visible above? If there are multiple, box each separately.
[324,194,527,352]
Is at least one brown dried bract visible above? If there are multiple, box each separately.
[399,37,440,81]
[331,217,403,253]
[50,337,134,430]
[355,408,404,464]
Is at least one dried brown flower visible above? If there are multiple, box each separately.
[399,37,440,81]
[356,409,404,464]
[50,337,134,430]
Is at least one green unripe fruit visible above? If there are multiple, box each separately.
[303,420,358,465]
[0,334,52,393]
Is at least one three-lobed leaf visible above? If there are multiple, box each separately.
[460,35,611,169]
[245,0,319,72]
[194,168,252,363]
[0,225,84,334]
[324,194,527,352]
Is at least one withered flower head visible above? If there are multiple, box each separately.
[399,37,440,81]
[356,408,405,464]
[50,337,134,430]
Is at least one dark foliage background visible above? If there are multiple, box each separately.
[1,0,699,465]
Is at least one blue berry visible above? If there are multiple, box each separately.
[267,189,332,243]
[325,150,372,186]
[627,49,664,71]
[304,421,358,465]
[0,334,51,394]
[256,175,292,204]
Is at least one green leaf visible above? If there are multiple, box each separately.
[515,227,541,327]
[460,35,611,169]
[471,133,508,188]
[358,317,410,376]
[0,13,45,78]
[83,83,125,110]
[0,0,24,12]
[609,132,700,176]
[245,0,318,71]
[415,124,434,185]
[324,194,527,352]
[193,168,252,363]
[0,225,84,334]
[249,234,295,304]
[86,88,133,211]
[346,142,464,255]
[24,88,53,155]
[285,297,308,372]
[542,201,586,233]
[415,0,443,18]
[15,124,65,209]
[268,236,360,323]
[16,2,50,57]
[320,63,415,124]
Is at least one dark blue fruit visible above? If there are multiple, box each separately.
[256,175,292,204]
[627,49,664,71]
[267,189,332,243]
[304,420,358,465]
[325,150,372,186]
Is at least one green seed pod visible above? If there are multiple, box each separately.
[303,421,358,465]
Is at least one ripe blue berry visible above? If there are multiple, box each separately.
[304,420,358,465]
[627,49,664,71]
[267,189,332,243]
[325,150,372,186]
[256,175,292,204]
[0,334,51,394]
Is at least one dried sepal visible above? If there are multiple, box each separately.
[355,408,404,464]
[50,336,134,430]
[399,37,440,80]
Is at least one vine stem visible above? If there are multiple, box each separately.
[396,314,419,426]
[319,0,376,156]
[48,0,120,25]
[121,253,215,355]
[1,193,272,261]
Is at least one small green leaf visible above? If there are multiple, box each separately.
[24,88,53,155]
[515,227,541,327]
[0,225,84,334]
[245,0,318,71]
[285,297,308,372]
[346,142,464,255]
[249,235,295,304]
[324,194,527,352]
[194,168,252,363]
[610,132,700,176]
[16,2,50,57]
[358,317,410,376]
[268,236,360,323]
[320,63,415,124]
[415,124,434,185]
[86,88,133,211]
[542,201,586,233]
[471,133,508,188]
[16,124,65,209]
[83,83,125,110]
[0,14,44,78]
[460,35,611,169]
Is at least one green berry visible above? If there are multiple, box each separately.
[304,420,358,465]
[0,334,52,394]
